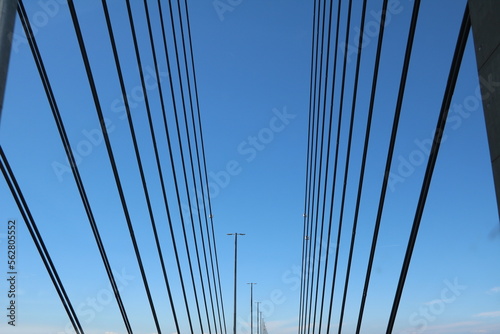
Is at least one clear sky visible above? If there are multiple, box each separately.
[0,1,499,334]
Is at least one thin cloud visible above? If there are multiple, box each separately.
[400,321,500,334]
[416,321,480,334]
[474,311,500,318]
[487,286,500,294]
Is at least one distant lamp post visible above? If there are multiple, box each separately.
[228,233,245,334]
[259,311,263,334]
[247,283,257,334]
[256,301,261,334]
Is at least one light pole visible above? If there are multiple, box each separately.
[260,311,263,334]
[256,301,261,334]
[228,233,245,334]
[247,283,256,334]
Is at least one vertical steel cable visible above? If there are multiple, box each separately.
[155,0,208,331]
[316,0,342,331]
[0,147,84,334]
[135,0,200,331]
[180,0,226,330]
[337,0,387,332]
[171,0,216,330]
[310,0,334,332]
[324,1,354,332]
[66,1,162,332]
[158,0,209,330]
[332,0,370,324]
[298,0,319,331]
[100,1,183,332]
[17,2,132,331]
[304,0,324,331]
[355,1,421,332]
[386,6,471,332]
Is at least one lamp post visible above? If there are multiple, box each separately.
[260,311,263,334]
[228,233,245,334]
[247,283,256,334]
[256,301,261,334]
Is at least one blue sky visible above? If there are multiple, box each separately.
[0,1,499,334]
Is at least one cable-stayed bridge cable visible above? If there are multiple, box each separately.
[99,1,182,332]
[0,147,84,334]
[17,2,133,331]
[355,1,421,331]
[67,1,163,332]
[337,0,388,332]
[386,5,471,332]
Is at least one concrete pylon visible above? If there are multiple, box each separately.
[0,0,18,120]
[468,0,500,219]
